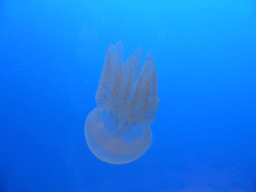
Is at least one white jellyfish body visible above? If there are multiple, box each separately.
[84,41,159,164]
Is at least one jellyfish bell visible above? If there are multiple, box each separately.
[85,107,152,164]
[84,41,159,164]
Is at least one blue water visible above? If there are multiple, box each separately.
[1,0,256,191]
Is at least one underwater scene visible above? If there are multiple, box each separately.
[0,0,256,191]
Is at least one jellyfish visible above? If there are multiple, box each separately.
[84,41,159,164]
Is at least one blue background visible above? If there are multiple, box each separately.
[1,0,256,191]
